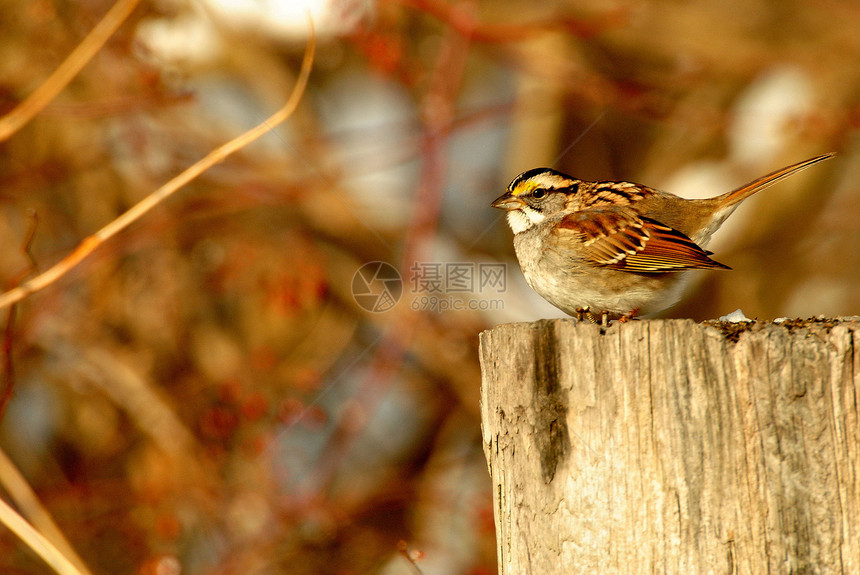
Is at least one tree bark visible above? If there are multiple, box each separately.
[479,318,860,574]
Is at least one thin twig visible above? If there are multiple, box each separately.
[0,22,316,313]
[0,0,143,142]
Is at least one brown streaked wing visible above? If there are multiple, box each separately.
[615,217,730,272]
[556,209,730,272]
[555,207,648,266]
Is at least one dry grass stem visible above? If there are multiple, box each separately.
[0,0,143,142]
[0,20,316,313]
[0,449,94,575]
[0,493,85,575]
[0,17,314,572]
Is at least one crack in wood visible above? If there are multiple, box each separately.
[532,320,571,484]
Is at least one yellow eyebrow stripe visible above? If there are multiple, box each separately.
[511,181,538,196]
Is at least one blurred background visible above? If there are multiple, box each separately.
[0,0,857,573]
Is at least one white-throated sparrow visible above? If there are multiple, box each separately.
[492,153,834,324]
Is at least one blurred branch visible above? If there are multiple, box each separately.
[0,211,39,422]
[308,7,473,492]
[79,347,199,461]
[0,0,143,142]
[0,20,317,312]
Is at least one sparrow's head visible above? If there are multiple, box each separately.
[492,168,580,234]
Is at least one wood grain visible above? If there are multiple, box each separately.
[480,318,859,574]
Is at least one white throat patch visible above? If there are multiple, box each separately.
[506,207,544,234]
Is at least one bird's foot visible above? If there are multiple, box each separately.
[618,308,641,323]
[576,307,595,323]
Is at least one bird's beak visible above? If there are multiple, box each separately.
[491,193,525,211]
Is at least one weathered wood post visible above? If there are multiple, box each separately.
[479,318,859,574]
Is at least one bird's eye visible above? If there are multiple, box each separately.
[532,188,546,199]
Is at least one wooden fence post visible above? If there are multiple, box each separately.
[479,318,860,574]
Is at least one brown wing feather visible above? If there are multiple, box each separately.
[556,209,730,273]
